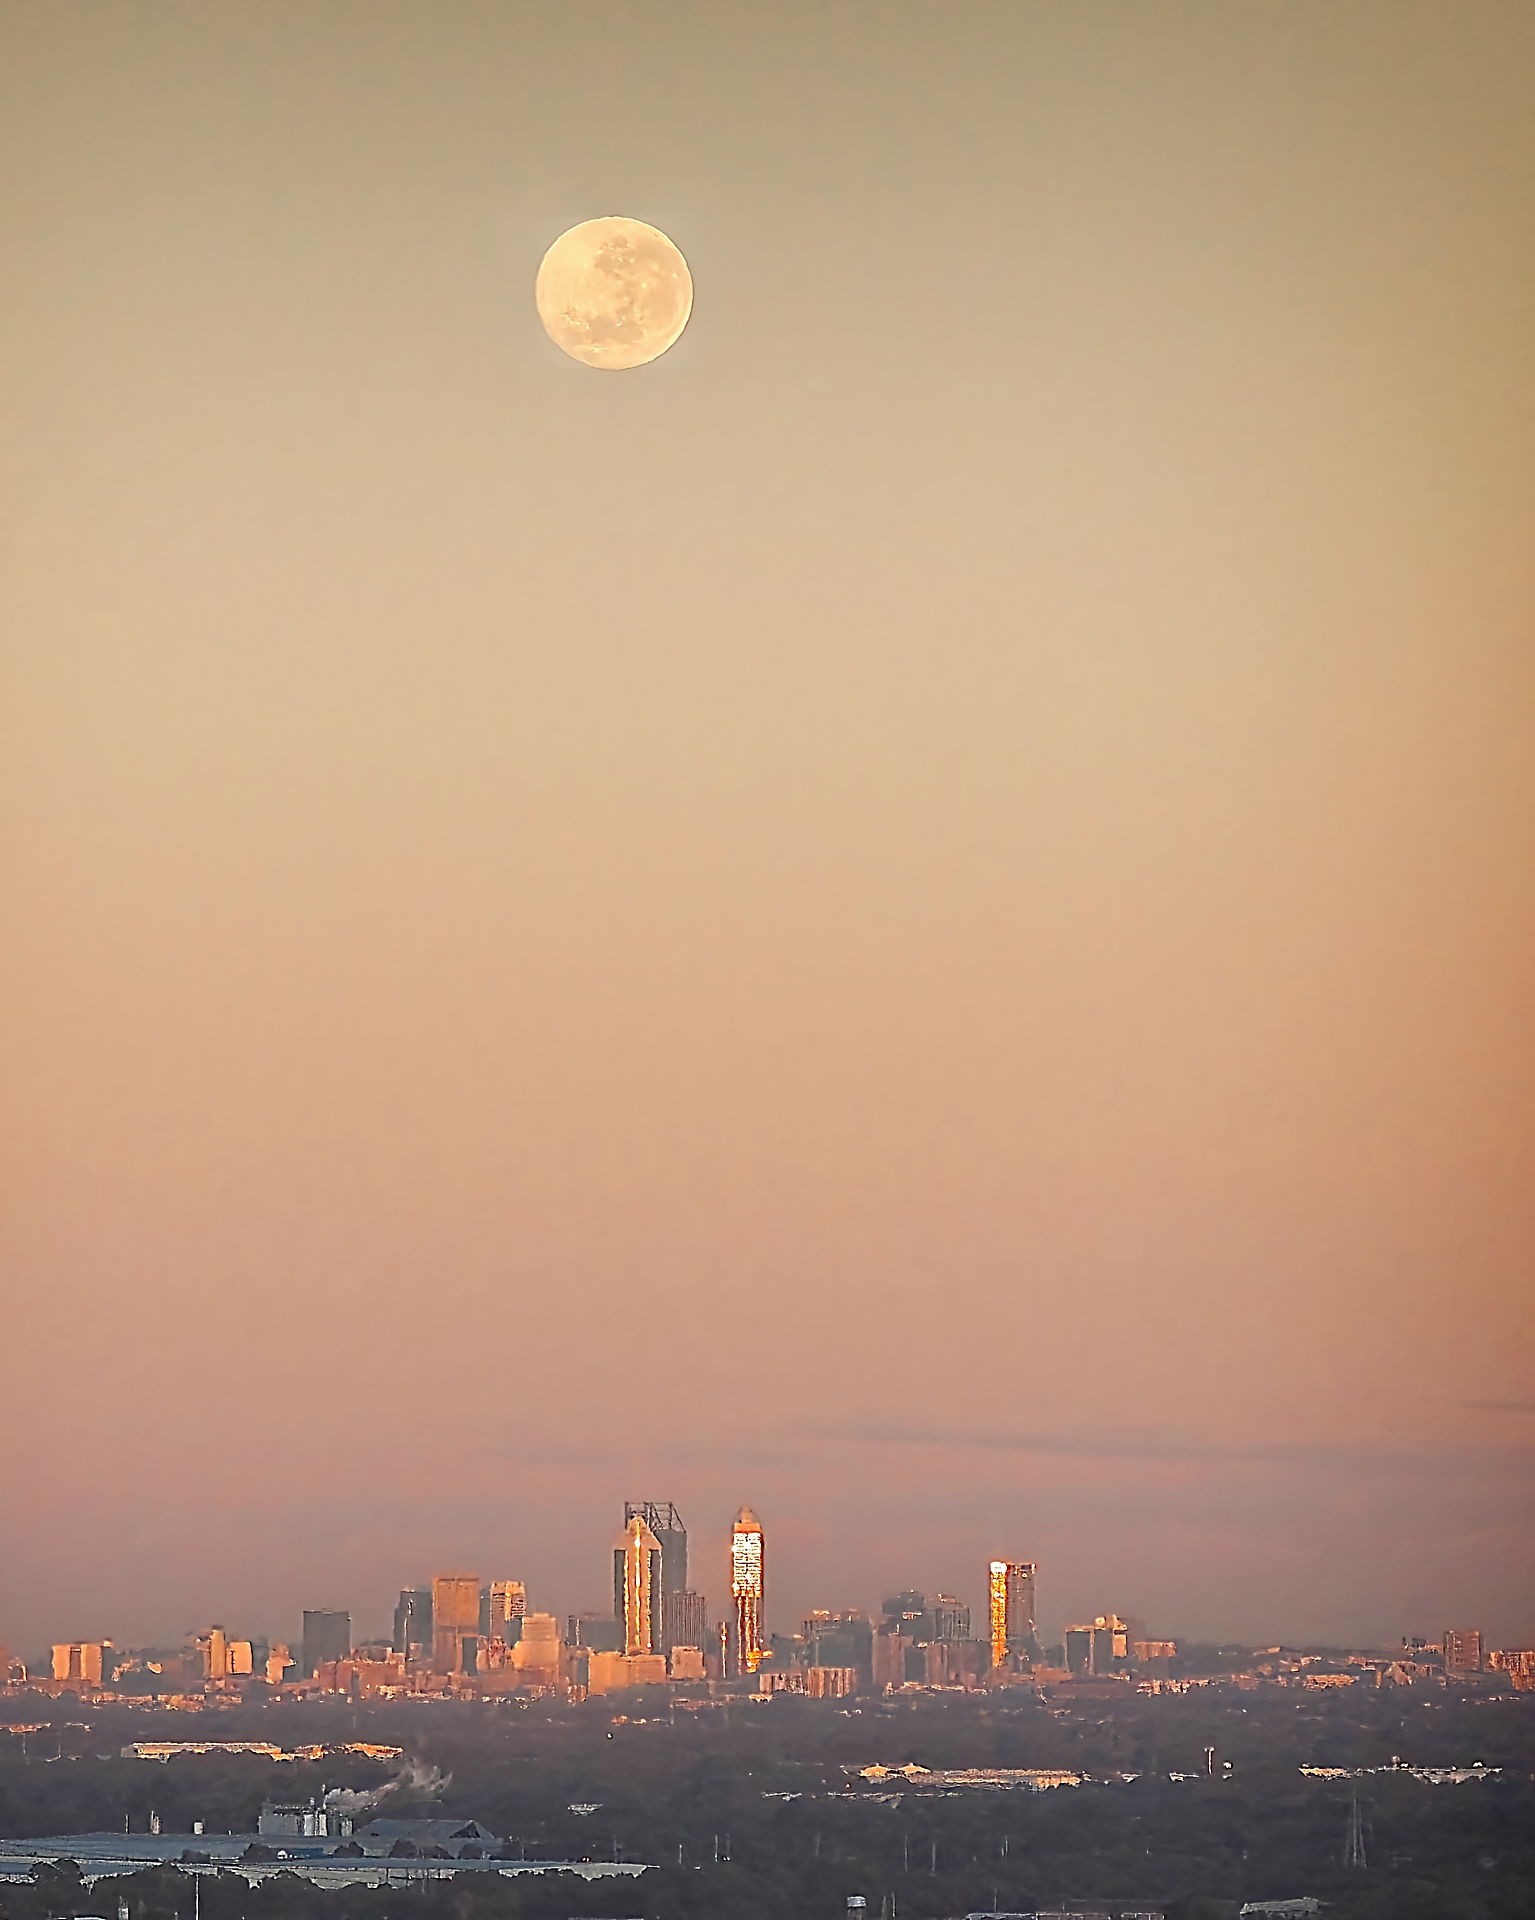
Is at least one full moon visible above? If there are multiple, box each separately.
[535,217,693,370]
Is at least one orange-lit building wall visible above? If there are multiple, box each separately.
[731,1507,765,1673]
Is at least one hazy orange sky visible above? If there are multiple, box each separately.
[2,1,1532,1659]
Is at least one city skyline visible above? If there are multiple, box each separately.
[3,1495,1521,1676]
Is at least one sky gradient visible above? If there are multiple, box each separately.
[2,1,1532,1658]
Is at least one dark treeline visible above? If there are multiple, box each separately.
[1,1688,1532,1919]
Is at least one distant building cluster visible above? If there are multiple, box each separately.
[3,1509,1527,1708]
[1156,1635,1535,1698]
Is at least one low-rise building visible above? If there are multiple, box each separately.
[587,1650,667,1694]
[806,1665,858,1698]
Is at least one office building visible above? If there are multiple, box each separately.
[624,1502,707,1655]
[732,1507,766,1673]
[431,1574,480,1675]
[669,1645,706,1681]
[487,1581,526,1635]
[393,1587,433,1660]
[51,1643,110,1686]
[805,1610,874,1684]
[301,1611,351,1679]
[883,1591,929,1635]
[756,1667,806,1696]
[1063,1623,1093,1676]
[510,1612,564,1688]
[568,1611,623,1652]
[625,1500,687,1604]
[930,1594,970,1640]
[988,1560,1038,1667]
[806,1665,858,1698]
[1064,1614,1137,1677]
[201,1628,228,1681]
[588,1650,668,1695]
[667,1588,708,1652]
[1444,1628,1483,1673]
[871,1626,907,1691]
[615,1514,664,1655]
[924,1639,988,1687]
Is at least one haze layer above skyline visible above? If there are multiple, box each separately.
[2,2,1532,1653]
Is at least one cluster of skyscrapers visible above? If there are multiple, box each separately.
[345,1504,773,1696]
[14,1503,1195,1702]
[306,1507,1061,1698]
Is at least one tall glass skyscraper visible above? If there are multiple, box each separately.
[988,1559,1038,1669]
[731,1506,765,1673]
[614,1513,663,1655]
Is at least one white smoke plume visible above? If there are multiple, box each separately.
[324,1757,451,1817]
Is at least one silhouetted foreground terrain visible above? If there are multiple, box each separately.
[2,1688,1532,1919]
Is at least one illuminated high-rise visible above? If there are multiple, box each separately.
[614,1514,663,1655]
[430,1574,479,1674]
[624,1501,706,1651]
[988,1559,1038,1669]
[731,1506,765,1673]
[625,1501,687,1601]
[52,1642,110,1686]
[203,1627,228,1681]
[486,1581,527,1636]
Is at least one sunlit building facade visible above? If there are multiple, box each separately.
[623,1500,707,1655]
[430,1575,479,1674]
[731,1506,765,1673]
[626,1501,688,1608]
[988,1559,1038,1669]
[588,1649,667,1694]
[1064,1613,1139,1676]
[510,1611,564,1689]
[1443,1627,1482,1673]
[51,1642,109,1686]
[486,1581,527,1633]
[614,1514,664,1655]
